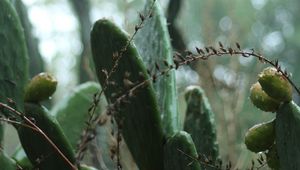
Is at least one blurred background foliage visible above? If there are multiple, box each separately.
[4,0,300,169]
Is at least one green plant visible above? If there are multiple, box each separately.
[1,0,300,170]
[247,67,300,169]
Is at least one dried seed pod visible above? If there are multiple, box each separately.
[244,119,275,153]
[258,67,292,102]
[24,72,57,103]
[250,82,280,112]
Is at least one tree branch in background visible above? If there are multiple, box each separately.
[68,0,95,82]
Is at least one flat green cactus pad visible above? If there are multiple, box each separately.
[0,0,28,112]
[91,19,164,170]
[134,0,178,135]
[276,101,300,169]
[164,131,201,170]
[51,82,102,148]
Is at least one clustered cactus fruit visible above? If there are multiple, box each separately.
[1,0,300,170]
[247,66,300,169]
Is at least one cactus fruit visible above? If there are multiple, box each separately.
[244,119,275,153]
[183,85,219,166]
[275,101,300,169]
[134,0,179,135]
[164,131,201,170]
[24,72,57,103]
[91,19,164,170]
[266,144,280,170]
[250,82,280,112]
[18,103,76,170]
[258,67,292,102]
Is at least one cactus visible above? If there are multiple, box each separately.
[275,101,300,169]
[18,103,76,170]
[12,146,33,169]
[164,131,201,170]
[0,1,27,169]
[12,0,44,77]
[51,82,102,148]
[247,67,300,169]
[134,0,179,135]
[183,86,219,168]
[91,19,164,170]
[266,144,280,170]
[0,0,28,113]
[0,151,17,170]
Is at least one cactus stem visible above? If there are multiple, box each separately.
[0,102,77,170]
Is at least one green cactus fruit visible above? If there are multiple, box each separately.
[258,67,292,102]
[18,103,76,170]
[24,72,57,103]
[250,82,280,112]
[134,0,179,135]
[266,144,280,170]
[276,101,300,169]
[164,131,201,170]
[0,151,17,170]
[91,19,164,170]
[244,119,275,153]
[183,85,219,168]
[51,82,102,148]
[0,0,28,113]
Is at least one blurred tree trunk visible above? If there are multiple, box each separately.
[68,0,94,83]
[13,0,44,77]
[167,0,186,53]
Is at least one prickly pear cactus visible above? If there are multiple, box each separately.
[91,19,164,170]
[51,82,102,148]
[0,151,17,170]
[248,67,300,169]
[18,103,76,170]
[0,0,28,112]
[0,2,28,169]
[12,146,33,169]
[183,86,219,168]
[276,101,300,169]
[164,131,201,170]
[134,0,179,135]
